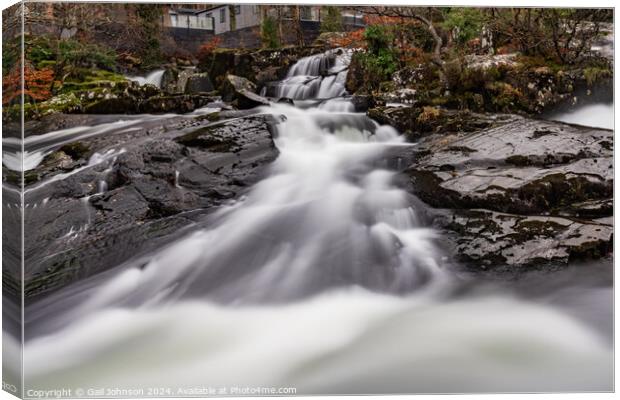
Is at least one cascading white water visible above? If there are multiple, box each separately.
[126,69,165,88]
[270,49,352,100]
[19,51,612,394]
[549,103,614,130]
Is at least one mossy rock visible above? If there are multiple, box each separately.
[59,142,91,160]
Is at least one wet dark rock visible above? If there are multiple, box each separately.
[350,93,376,112]
[59,142,92,160]
[220,74,270,109]
[277,97,295,106]
[563,199,614,219]
[161,67,197,94]
[184,72,214,94]
[344,51,365,94]
[368,106,502,140]
[21,114,128,137]
[83,96,140,114]
[436,209,612,270]
[255,66,282,89]
[23,114,279,302]
[138,94,216,114]
[405,115,613,270]
[407,117,613,214]
[411,157,612,215]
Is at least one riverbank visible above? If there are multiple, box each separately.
[2,41,614,301]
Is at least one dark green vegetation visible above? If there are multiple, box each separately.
[133,4,165,68]
[345,7,612,116]
[260,16,281,49]
[355,25,399,89]
[320,6,343,33]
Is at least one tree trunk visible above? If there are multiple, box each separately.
[277,7,284,45]
[412,13,447,87]
[294,6,304,46]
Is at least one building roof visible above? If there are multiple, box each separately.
[170,6,224,15]
[169,8,201,15]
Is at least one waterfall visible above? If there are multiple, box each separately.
[126,69,165,88]
[268,49,352,100]
[19,50,612,394]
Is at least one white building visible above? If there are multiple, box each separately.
[203,4,262,34]
[168,7,215,31]
[165,5,325,35]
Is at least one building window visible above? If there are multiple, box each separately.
[219,8,225,23]
[233,5,241,15]
[300,6,312,21]
[170,15,177,27]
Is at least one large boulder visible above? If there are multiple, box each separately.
[161,67,198,94]
[184,72,214,94]
[405,115,613,270]
[219,74,270,109]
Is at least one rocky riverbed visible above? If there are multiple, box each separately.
[2,44,614,302]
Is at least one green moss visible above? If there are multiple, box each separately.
[37,60,57,70]
[515,55,564,74]
[74,69,127,82]
[486,82,526,111]
[40,92,82,113]
[56,69,129,98]
[24,171,40,185]
[583,67,612,87]
[59,142,91,160]
[6,170,40,186]
[3,170,21,185]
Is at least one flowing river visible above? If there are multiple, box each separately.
[9,50,613,394]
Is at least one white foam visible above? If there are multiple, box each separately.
[550,103,613,130]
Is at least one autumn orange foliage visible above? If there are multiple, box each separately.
[399,44,424,64]
[197,37,222,59]
[2,63,54,105]
[330,29,366,48]
[363,15,406,26]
